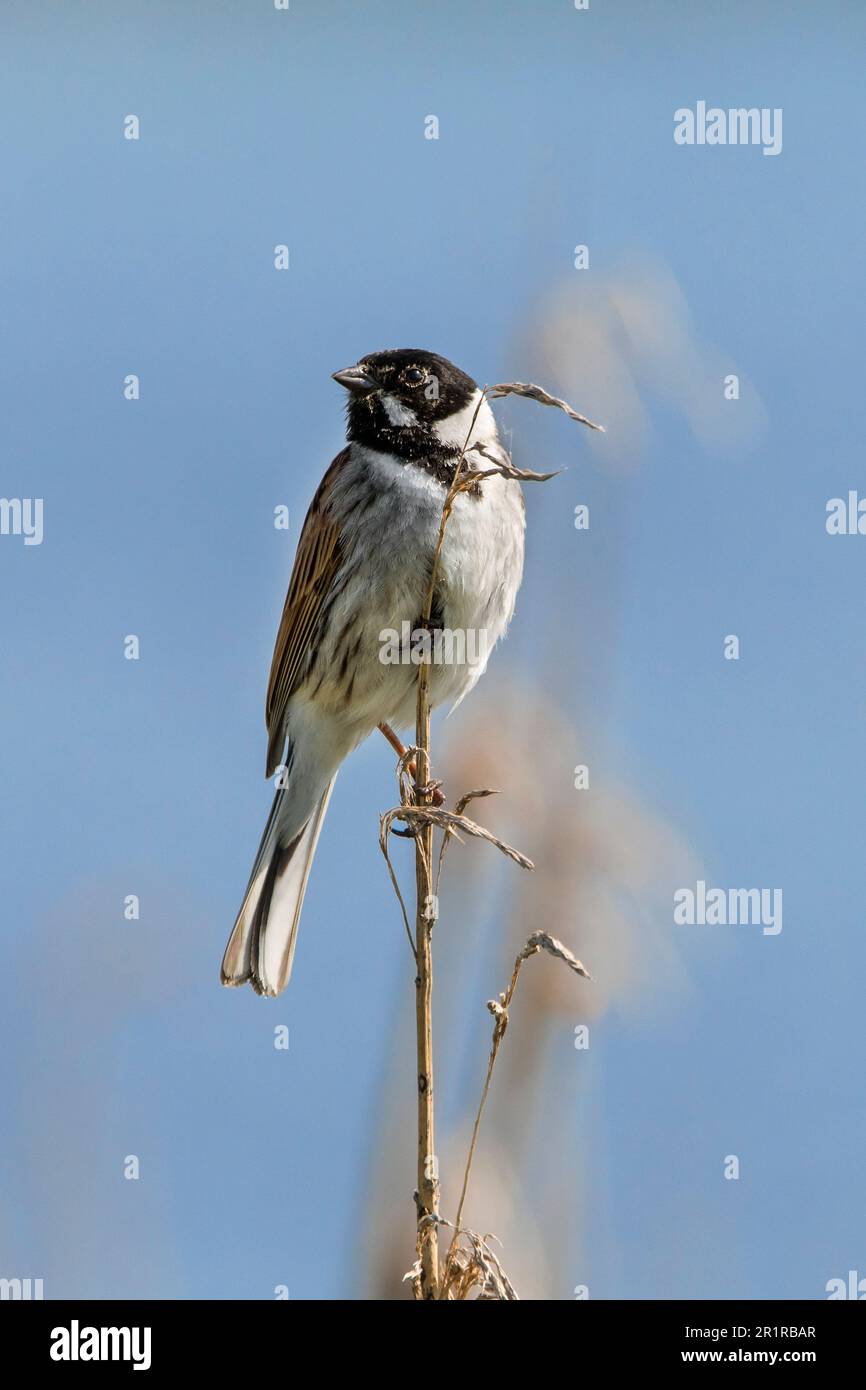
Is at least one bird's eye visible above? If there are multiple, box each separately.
[402,367,425,386]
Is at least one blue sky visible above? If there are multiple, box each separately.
[1,0,863,1299]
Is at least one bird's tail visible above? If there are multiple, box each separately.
[221,774,336,997]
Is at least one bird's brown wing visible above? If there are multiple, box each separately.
[264,448,347,777]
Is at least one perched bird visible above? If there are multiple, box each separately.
[221,349,525,996]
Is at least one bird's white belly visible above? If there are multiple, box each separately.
[314,445,525,733]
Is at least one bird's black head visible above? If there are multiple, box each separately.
[332,349,480,459]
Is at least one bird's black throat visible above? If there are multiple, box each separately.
[348,413,482,494]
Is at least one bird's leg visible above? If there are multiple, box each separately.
[378,722,445,808]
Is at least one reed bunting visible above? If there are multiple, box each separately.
[221,349,525,996]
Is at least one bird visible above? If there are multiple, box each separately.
[221,349,526,996]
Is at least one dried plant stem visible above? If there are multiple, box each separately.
[488,381,605,431]
[413,663,439,1297]
[441,963,521,1287]
[393,379,600,1300]
[408,385,488,1301]
[441,932,591,1293]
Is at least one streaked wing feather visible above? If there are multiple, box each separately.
[265,448,347,776]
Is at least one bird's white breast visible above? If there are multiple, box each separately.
[313,394,525,732]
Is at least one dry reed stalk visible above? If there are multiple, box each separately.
[439,934,591,1296]
[412,677,439,1297]
[380,381,601,1300]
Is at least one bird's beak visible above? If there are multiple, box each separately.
[331,364,377,394]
